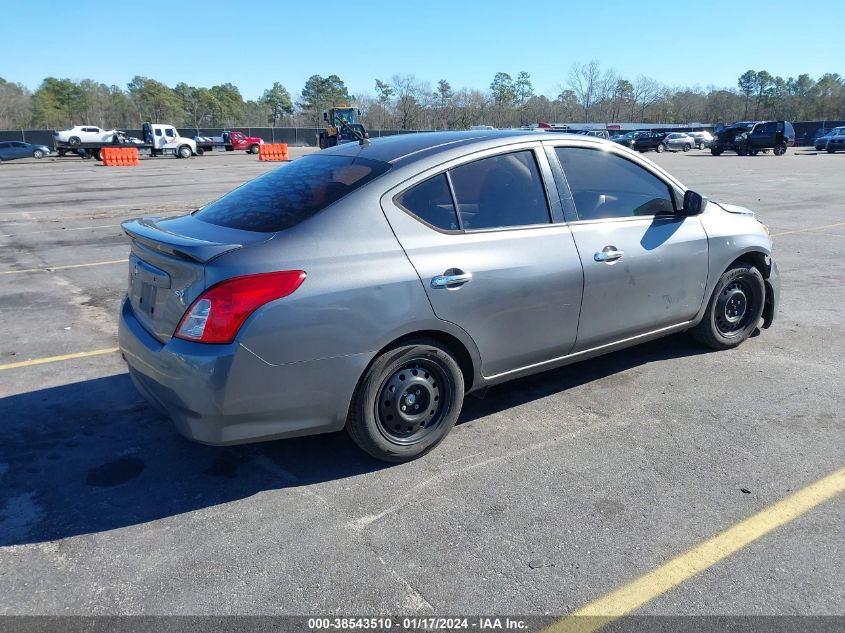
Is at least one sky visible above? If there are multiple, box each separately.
[2,0,842,100]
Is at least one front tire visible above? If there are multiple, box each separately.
[33,149,45,159]
[249,143,260,154]
[178,145,192,159]
[691,262,765,350]
[68,136,81,146]
[710,147,723,156]
[683,143,691,152]
[346,339,465,462]
[656,143,665,153]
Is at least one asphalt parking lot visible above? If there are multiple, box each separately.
[1,146,843,624]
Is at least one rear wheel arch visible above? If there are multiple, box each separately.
[374,330,477,393]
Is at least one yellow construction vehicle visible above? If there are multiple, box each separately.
[319,106,368,148]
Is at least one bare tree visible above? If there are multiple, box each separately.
[567,60,602,121]
[630,76,661,121]
[391,74,428,130]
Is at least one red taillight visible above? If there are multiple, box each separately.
[174,270,306,344]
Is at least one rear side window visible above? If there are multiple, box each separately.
[395,174,459,231]
[195,155,391,232]
[449,150,550,230]
[556,147,675,220]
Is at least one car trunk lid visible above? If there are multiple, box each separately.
[122,215,273,342]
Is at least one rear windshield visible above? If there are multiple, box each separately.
[194,154,391,232]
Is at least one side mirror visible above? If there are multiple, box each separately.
[682,190,707,216]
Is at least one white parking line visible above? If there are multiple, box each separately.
[0,224,118,238]
[0,259,125,275]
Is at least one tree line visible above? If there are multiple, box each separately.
[1,62,843,132]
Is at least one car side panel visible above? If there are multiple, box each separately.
[213,189,482,377]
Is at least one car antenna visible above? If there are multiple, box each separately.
[337,118,369,146]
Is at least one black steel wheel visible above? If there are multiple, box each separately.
[347,339,464,462]
[376,360,450,446]
[691,262,765,350]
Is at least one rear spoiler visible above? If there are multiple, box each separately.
[122,218,242,263]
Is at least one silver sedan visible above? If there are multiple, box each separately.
[663,133,695,152]
[119,131,779,462]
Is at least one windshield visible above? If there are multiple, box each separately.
[195,155,391,232]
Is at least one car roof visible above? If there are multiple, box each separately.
[321,130,606,166]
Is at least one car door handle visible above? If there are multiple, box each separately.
[431,271,473,289]
[594,249,624,263]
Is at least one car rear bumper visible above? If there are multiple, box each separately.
[118,297,370,445]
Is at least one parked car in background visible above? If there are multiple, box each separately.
[0,141,51,162]
[687,131,713,149]
[470,125,495,130]
[710,121,795,156]
[612,130,648,148]
[814,127,845,150]
[53,125,122,146]
[575,130,611,139]
[824,128,845,153]
[119,130,778,462]
[808,127,832,148]
[663,133,694,152]
[194,131,264,154]
[633,131,670,152]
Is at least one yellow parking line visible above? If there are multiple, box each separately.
[546,466,845,633]
[0,259,125,275]
[771,221,845,237]
[0,347,120,371]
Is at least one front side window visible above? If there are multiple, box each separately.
[166,128,176,137]
[195,155,391,232]
[448,150,550,230]
[155,128,162,137]
[395,174,459,231]
[556,147,675,220]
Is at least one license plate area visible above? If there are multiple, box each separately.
[129,254,171,319]
[138,281,157,316]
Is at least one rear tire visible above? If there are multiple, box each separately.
[691,262,765,350]
[773,144,787,156]
[710,147,722,156]
[346,339,465,462]
[827,146,837,154]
